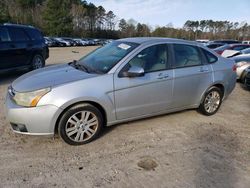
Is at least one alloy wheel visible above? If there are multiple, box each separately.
[65,111,99,142]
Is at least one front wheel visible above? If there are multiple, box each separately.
[31,54,45,70]
[58,104,103,145]
[199,87,222,116]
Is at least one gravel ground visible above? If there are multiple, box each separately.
[0,47,250,188]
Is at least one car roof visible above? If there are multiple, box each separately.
[1,23,36,29]
[118,37,198,45]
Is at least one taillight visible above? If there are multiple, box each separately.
[232,64,237,72]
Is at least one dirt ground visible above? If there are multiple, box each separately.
[0,47,250,188]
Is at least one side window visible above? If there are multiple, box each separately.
[26,28,43,40]
[128,44,168,73]
[202,49,218,63]
[8,28,30,42]
[173,44,202,68]
[0,27,11,42]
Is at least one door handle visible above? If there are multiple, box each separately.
[199,67,209,72]
[157,73,169,79]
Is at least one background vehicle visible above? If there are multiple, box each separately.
[212,40,241,44]
[231,54,250,81]
[0,23,49,72]
[206,42,224,49]
[62,37,77,46]
[54,37,71,47]
[243,68,250,89]
[214,44,250,55]
[242,41,250,45]
[5,38,236,145]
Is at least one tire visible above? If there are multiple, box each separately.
[31,54,45,70]
[58,103,104,145]
[199,87,223,116]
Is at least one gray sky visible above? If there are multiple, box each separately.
[88,0,250,28]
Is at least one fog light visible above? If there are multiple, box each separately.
[10,123,28,132]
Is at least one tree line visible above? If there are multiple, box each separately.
[0,0,250,40]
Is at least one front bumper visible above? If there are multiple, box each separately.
[5,93,62,135]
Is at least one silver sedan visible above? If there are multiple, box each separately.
[5,38,236,145]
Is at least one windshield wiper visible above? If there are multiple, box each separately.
[69,60,90,73]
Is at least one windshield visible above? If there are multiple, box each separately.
[77,41,139,74]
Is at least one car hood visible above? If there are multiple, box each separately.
[12,64,97,92]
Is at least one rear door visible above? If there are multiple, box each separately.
[171,44,213,108]
[7,27,31,67]
[114,44,174,120]
[0,26,12,70]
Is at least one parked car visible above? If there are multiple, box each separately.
[243,68,250,89]
[44,37,53,47]
[73,38,88,46]
[206,42,224,49]
[54,37,71,47]
[221,47,250,58]
[5,37,236,145]
[212,40,241,44]
[242,41,250,45]
[230,54,250,80]
[214,44,250,55]
[62,37,77,46]
[0,23,49,72]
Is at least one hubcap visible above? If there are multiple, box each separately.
[204,91,221,113]
[66,111,98,142]
[33,56,43,69]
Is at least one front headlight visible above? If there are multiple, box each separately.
[13,88,51,107]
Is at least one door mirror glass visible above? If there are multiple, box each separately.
[122,65,145,77]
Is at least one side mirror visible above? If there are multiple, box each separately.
[122,66,145,77]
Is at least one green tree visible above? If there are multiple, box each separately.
[43,0,73,36]
[0,1,10,23]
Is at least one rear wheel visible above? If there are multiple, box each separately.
[199,87,222,116]
[58,103,103,145]
[31,54,45,70]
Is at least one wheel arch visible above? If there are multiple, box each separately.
[200,82,225,105]
[54,100,107,134]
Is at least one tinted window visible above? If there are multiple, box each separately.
[173,44,202,68]
[26,28,43,40]
[232,45,249,51]
[202,49,218,63]
[0,27,11,42]
[8,28,29,41]
[128,44,168,72]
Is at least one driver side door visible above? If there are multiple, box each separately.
[114,44,174,120]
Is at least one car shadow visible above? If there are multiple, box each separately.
[194,125,239,188]
[0,70,28,85]
[100,108,196,138]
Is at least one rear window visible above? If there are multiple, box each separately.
[0,27,11,42]
[202,49,218,63]
[8,27,30,41]
[25,28,43,40]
